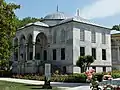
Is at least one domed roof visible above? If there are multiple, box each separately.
[44,12,67,20]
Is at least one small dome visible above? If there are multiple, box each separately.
[44,12,67,20]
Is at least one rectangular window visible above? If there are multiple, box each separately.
[44,50,47,61]
[91,31,96,43]
[80,30,85,41]
[61,48,65,60]
[92,48,96,60]
[103,67,106,72]
[102,49,106,60]
[102,33,106,44]
[80,47,85,56]
[53,49,56,60]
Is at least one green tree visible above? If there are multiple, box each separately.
[17,17,41,28]
[76,55,95,73]
[112,24,120,31]
[0,0,20,70]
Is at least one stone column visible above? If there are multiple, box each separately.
[18,42,20,74]
[23,43,28,74]
[26,43,28,61]
[33,42,36,60]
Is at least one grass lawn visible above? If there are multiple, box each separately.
[0,81,63,90]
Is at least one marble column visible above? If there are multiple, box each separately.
[25,43,28,61]
[33,42,35,60]
[18,43,20,74]
[23,43,28,74]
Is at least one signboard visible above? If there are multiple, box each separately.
[45,63,51,79]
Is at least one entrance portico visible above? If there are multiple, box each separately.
[13,30,50,74]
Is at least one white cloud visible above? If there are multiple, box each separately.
[81,0,120,19]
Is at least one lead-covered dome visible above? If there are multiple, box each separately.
[44,12,68,20]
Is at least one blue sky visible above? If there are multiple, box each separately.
[6,0,120,28]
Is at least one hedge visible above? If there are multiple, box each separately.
[0,70,12,77]
[11,70,120,83]
[112,70,120,78]
[12,73,87,83]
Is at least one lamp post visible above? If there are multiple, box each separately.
[42,63,52,89]
[42,43,52,89]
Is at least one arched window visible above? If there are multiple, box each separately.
[35,32,48,60]
[20,35,26,60]
[61,29,65,43]
[53,30,57,44]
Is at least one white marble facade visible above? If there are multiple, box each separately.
[12,11,112,74]
[111,34,120,70]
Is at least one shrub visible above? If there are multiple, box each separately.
[95,73,104,82]
[12,73,87,83]
[112,73,120,78]
[50,73,87,83]
[0,70,12,77]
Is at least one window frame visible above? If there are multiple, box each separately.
[102,33,106,44]
[53,49,56,60]
[61,48,65,60]
[91,31,96,43]
[92,48,96,60]
[102,49,106,60]
[103,66,106,72]
[80,30,85,41]
[80,47,85,56]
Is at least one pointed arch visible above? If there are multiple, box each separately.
[35,32,48,61]
[36,32,48,47]
[27,34,33,60]
[20,34,26,45]
[19,34,26,61]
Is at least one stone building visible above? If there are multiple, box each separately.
[111,31,120,70]
[12,11,112,74]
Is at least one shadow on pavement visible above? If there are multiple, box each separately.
[25,84,43,86]
[51,83,89,87]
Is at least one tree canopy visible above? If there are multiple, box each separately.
[16,17,41,28]
[0,0,20,70]
[76,55,95,73]
[112,24,120,31]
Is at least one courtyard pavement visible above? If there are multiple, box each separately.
[1,77,120,90]
[0,78,90,90]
